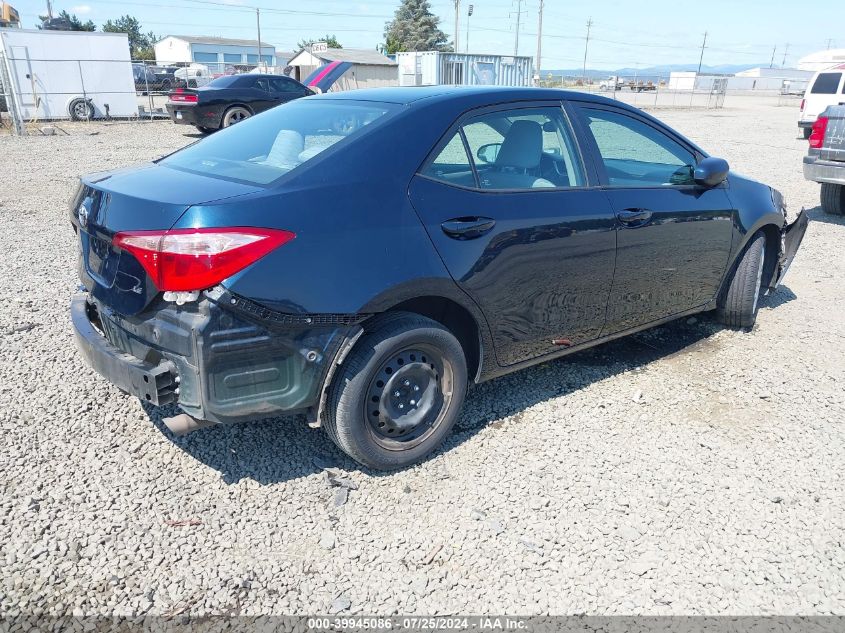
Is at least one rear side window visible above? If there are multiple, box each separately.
[811,73,842,94]
[161,100,396,185]
[422,106,585,190]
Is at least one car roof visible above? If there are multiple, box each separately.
[316,85,620,107]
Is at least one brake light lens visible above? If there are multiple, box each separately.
[809,116,828,148]
[170,89,198,103]
[113,227,295,292]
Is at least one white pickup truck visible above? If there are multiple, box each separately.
[804,104,845,214]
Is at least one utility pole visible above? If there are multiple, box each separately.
[45,0,53,18]
[827,38,834,50]
[454,0,460,53]
[582,17,592,81]
[696,31,707,75]
[782,43,789,68]
[512,0,524,57]
[534,0,544,86]
[256,8,262,70]
[769,44,777,69]
[465,4,473,54]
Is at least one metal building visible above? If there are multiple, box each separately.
[396,52,533,87]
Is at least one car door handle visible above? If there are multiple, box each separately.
[441,217,496,240]
[617,208,653,225]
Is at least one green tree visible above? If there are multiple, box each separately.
[384,0,451,54]
[38,10,96,31]
[102,15,158,60]
[297,35,343,50]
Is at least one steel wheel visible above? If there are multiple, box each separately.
[68,98,93,121]
[365,345,454,450]
[222,107,250,127]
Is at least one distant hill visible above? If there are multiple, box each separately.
[541,63,767,78]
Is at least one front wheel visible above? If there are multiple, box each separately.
[717,231,766,329]
[325,313,468,470]
[821,183,845,215]
[222,106,250,128]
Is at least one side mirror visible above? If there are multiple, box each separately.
[476,143,502,164]
[694,157,729,187]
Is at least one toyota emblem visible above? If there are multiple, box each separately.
[77,204,89,228]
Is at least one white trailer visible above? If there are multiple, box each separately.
[0,28,137,121]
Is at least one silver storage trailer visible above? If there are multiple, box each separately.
[0,28,138,121]
[396,51,533,87]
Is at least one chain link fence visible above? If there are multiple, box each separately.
[0,54,284,135]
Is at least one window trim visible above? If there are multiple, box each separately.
[570,101,711,190]
[417,101,593,193]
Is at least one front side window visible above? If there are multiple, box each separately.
[580,107,697,187]
[269,77,306,94]
[423,107,585,190]
[161,100,396,185]
[811,73,842,95]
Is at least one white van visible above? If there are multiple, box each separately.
[799,64,845,138]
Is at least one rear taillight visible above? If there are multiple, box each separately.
[809,116,828,148]
[113,227,295,292]
[170,89,197,103]
[800,98,805,112]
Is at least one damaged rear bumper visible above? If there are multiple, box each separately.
[71,288,362,425]
[774,208,809,289]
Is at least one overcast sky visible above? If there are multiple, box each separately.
[14,0,845,69]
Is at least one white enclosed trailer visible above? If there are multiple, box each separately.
[0,28,137,121]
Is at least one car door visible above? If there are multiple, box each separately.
[572,102,734,334]
[249,77,275,113]
[268,76,310,104]
[409,103,617,367]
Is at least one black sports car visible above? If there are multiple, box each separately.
[166,62,351,133]
[72,86,807,470]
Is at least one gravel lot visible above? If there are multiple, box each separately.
[1,97,843,617]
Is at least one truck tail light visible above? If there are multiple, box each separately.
[809,116,828,148]
[113,227,295,292]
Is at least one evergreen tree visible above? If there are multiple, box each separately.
[38,10,96,31]
[102,15,158,60]
[384,0,452,54]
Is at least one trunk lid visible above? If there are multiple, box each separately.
[72,163,263,315]
[302,61,353,93]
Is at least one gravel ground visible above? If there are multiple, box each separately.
[0,98,843,617]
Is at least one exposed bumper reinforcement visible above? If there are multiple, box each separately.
[775,208,809,288]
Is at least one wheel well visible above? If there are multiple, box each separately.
[378,297,482,381]
[760,223,781,288]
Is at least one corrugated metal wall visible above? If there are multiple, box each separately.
[396,52,533,87]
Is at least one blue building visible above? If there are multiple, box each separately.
[154,35,275,72]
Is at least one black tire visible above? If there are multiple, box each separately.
[325,312,468,470]
[68,98,94,121]
[221,106,251,128]
[820,183,845,215]
[717,231,766,329]
[802,127,812,140]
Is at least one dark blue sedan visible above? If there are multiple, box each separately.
[70,86,807,470]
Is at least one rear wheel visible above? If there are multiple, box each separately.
[717,231,766,329]
[325,313,467,470]
[222,106,250,128]
[821,183,845,215]
[68,98,94,121]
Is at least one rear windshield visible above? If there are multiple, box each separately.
[811,73,842,94]
[161,99,396,185]
[206,75,241,88]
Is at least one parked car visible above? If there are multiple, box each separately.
[166,62,351,133]
[132,63,174,93]
[173,64,212,89]
[798,64,845,139]
[70,87,808,470]
[804,104,845,214]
